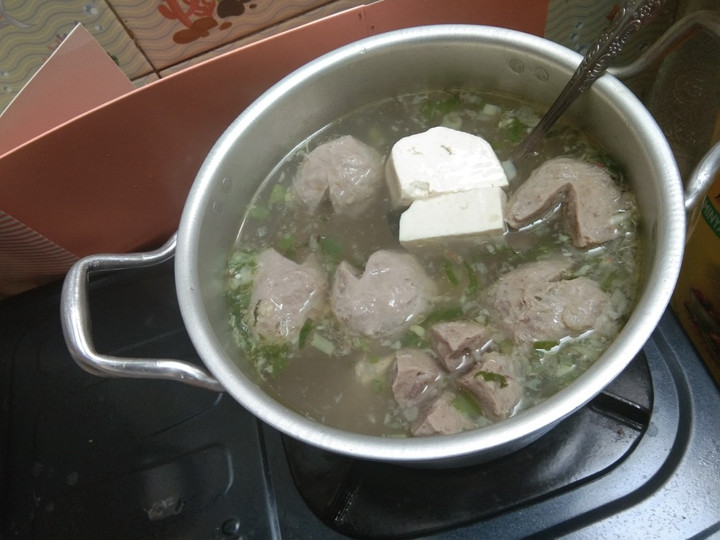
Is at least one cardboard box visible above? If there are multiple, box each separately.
[671,115,720,387]
[0,0,548,297]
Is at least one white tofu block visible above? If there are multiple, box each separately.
[399,187,506,249]
[386,126,508,209]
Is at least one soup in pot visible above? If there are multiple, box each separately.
[224,89,642,437]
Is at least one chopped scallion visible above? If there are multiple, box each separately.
[311,333,335,356]
[475,370,508,388]
[298,318,313,349]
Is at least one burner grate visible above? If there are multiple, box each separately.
[282,353,652,539]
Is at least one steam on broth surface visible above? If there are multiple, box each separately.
[225,89,642,437]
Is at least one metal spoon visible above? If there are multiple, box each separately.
[512,0,667,160]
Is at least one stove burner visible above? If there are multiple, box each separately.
[1,260,718,539]
[282,355,652,539]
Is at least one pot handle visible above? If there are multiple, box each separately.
[60,234,225,392]
[608,9,720,80]
[607,9,720,218]
[684,140,720,215]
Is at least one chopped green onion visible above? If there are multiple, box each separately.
[424,306,464,324]
[464,261,477,294]
[441,112,463,130]
[400,330,427,349]
[253,341,290,377]
[311,333,335,356]
[452,390,483,416]
[443,259,459,286]
[276,233,297,257]
[318,235,344,263]
[533,340,560,351]
[420,94,461,121]
[298,318,313,349]
[475,370,508,388]
[249,205,270,220]
[505,117,526,143]
[268,184,286,206]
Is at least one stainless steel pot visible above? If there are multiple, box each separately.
[61,24,720,466]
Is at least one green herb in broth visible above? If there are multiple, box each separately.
[400,329,428,349]
[318,235,345,264]
[464,261,478,295]
[443,259,460,286]
[224,88,643,437]
[420,91,462,122]
[298,318,313,349]
[475,371,509,388]
[452,390,484,417]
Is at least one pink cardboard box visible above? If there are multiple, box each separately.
[0,0,548,296]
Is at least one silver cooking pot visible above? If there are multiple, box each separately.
[61,24,720,466]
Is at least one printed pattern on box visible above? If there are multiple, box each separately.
[112,0,337,70]
[0,0,151,114]
[0,0,685,116]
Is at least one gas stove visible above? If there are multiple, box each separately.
[1,259,719,539]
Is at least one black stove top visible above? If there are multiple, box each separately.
[1,260,719,539]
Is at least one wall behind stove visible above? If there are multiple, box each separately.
[0,0,680,115]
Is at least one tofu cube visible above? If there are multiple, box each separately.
[386,126,508,209]
[399,187,506,249]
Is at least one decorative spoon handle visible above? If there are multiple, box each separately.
[514,0,666,159]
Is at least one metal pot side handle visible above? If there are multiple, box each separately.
[60,234,225,392]
[684,140,720,216]
[59,12,720,394]
[608,9,720,218]
[608,10,720,81]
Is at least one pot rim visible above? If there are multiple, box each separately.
[176,24,685,464]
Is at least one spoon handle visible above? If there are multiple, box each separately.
[514,0,667,159]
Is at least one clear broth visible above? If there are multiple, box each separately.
[225,89,642,436]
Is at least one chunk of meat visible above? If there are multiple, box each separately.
[293,135,384,218]
[487,258,618,344]
[248,248,327,343]
[429,321,492,373]
[411,392,474,436]
[505,158,625,247]
[331,250,437,337]
[390,349,443,407]
[458,352,521,422]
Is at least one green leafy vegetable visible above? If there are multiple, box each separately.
[420,94,461,121]
[443,259,459,286]
[424,306,465,325]
[249,205,270,220]
[475,370,508,388]
[311,333,335,356]
[298,318,313,349]
[400,330,428,349]
[253,341,290,376]
[533,340,559,351]
[268,184,286,206]
[276,233,297,258]
[318,235,344,263]
[464,261,478,294]
[452,390,483,417]
[505,117,526,143]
